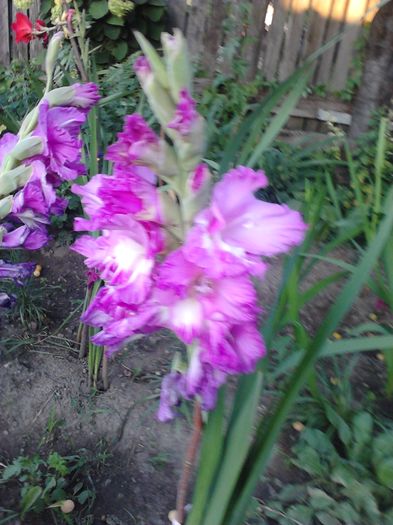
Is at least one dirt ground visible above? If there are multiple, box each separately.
[0,241,390,525]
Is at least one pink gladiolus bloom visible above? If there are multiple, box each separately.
[33,101,86,181]
[106,114,159,170]
[184,166,307,277]
[72,215,155,305]
[155,249,260,347]
[168,89,198,135]
[71,83,100,109]
[133,56,152,79]
[190,163,210,192]
[1,223,49,249]
[81,286,159,353]
[72,171,161,232]
[12,161,67,226]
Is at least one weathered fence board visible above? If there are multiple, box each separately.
[166,0,380,93]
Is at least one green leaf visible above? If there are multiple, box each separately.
[142,5,164,21]
[352,412,373,447]
[334,501,360,524]
[112,41,129,61]
[89,0,109,19]
[373,432,393,466]
[316,511,340,525]
[325,405,351,447]
[187,389,226,525]
[308,488,335,511]
[287,505,313,524]
[276,484,308,503]
[292,447,325,477]
[105,14,125,26]
[376,458,393,489]
[2,461,22,480]
[104,25,122,40]
[200,373,263,525]
[20,486,42,517]
[330,464,355,487]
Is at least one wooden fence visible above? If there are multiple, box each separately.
[1,0,380,89]
[169,0,379,91]
[0,0,381,134]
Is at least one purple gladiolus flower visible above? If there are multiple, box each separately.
[184,166,307,278]
[106,114,160,171]
[1,223,49,249]
[33,101,86,181]
[70,83,100,109]
[133,56,152,78]
[168,89,198,135]
[72,170,161,232]
[0,259,35,284]
[72,215,157,305]
[12,160,67,226]
[0,133,18,165]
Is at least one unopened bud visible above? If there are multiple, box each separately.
[10,136,43,162]
[162,29,192,101]
[0,164,33,197]
[45,83,100,109]
[45,32,65,92]
[134,31,169,89]
[0,196,13,220]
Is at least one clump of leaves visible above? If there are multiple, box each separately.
[0,451,95,524]
[0,60,44,132]
[40,0,167,65]
[253,356,393,525]
[256,420,393,525]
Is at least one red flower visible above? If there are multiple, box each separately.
[11,13,48,45]
[11,12,33,44]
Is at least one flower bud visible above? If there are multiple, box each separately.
[10,136,43,161]
[45,32,64,92]
[134,31,169,89]
[161,29,192,102]
[135,68,175,130]
[181,164,212,224]
[0,196,13,219]
[175,116,206,172]
[0,164,33,197]
[45,83,100,109]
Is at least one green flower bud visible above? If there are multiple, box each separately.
[0,196,13,220]
[175,117,206,173]
[162,29,192,102]
[0,165,33,197]
[45,32,65,92]
[10,136,43,162]
[134,31,169,89]
[13,0,32,9]
[141,76,176,131]
[108,0,134,18]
